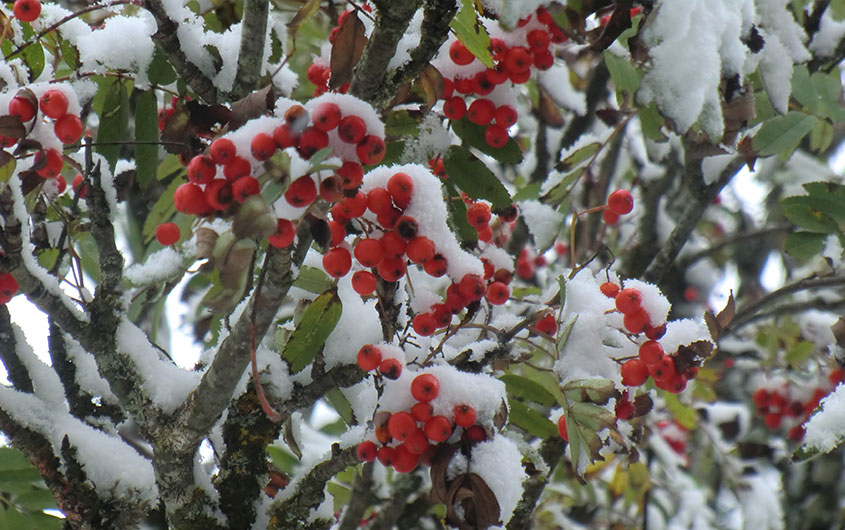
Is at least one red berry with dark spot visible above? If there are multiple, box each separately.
[535,313,557,335]
[485,281,509,305]
[376,256,406,282]
[453,404,476,427]
[621,358,648,386]
[405,236,435,264]
[639,341,664,365]
[0,274,18,304]
[392,444,420,473]
[232,176,259,202]
[357,344,382,371]
[351,270,377,295]
[413,313,437,336]
[527,29,551,52]
[173,182,208,215]
[443,96,467,120]
[388,172,414,209]
[645,323,667,340]
[285,176,317,207]
[35,149,63,179]
[602,208,620,225]
[615,288,642,314]
[423,254,448,277]
[467,98,495,126]
[187,155,216,185]
[380,232,406,259]
[494,105,518,128]
[458,274,486,302]
[209,137,236,164]
[394,215,419,240]
[273,123,299,149]
[504,46,532,74]
[607,189,634,215]
[449,39,474,65]
[600,282,620,298]
[388,411,418,441]
[223,156,251,182]
[250,132,276,161]
[411,373,439,402]
[323,247,352,277]
[298,126,330,159]
[378,358,402,380]
[377,446,395,466]
[13,0,40,23]
[268,218,296,248]
[9,96,35,122]
[412,402,432,422]
[39,90,68,119]
[337,161,364,189]
[156,222,180,246]
[356,135,385,165]
[424,415,452,442]
[357,440,377,462]
[485,124,508,148]
[354,238,384,267]
[338,115,367,144]
[312,102,342,132]
[205,179,233,211]
[54,114,83,144]
[624,308,650,334]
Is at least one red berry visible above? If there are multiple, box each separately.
[232,176,259,202]
[337,161,364,189]
[209,137,236,164]
[13,0,40,22]
[306,64,327,85]
[602,208,620,225]
[453,404,476,427]
[527,29,551,52]
[412,402,433,422]
[404,429,429,455]
[504,46,532,74]
[377,358,402,380]
[484,124,508,148]
[557,415,568,441]
[35,149,63,179]
[351,270,377,295]
[405,236,435,264]
[387,172,414,209]
[273,123,299,149]
[205,179,234,211]
[268,218,296,248]
[485,66,509,86]
[424,415,452,442]
[376,256,406,282]
[39,90,68,119]
[155,222,180,246]
[250,132,276,160]
[607,189,634,215]
[377,446,395,466]
[449,39,475,65]
[472,71,494,96]
[638,340,664,365]
[312,102,342,132]
[467,98,495,126]
[356,440,377,462]
[494,105,518,128]
[323,247,352,277]
[413,313,437,336]
[173,182,208,215]
[187,155,216,185]
[443,96,467,120]
[357,344,382,371]
[615,399,636,420]
[388,411,418,441]
[54,114,83,144]
[624,308,650,334]
[366,188,392,215]
[615,288,642,314]
[320,177,343,203]
[485,281,509,305]
[8,96,35,122]
[764,412,782,430]
[600,281,620,298]
[338,115,367,144]
[354,238,384,267]
[335,191,368,218]
[455,77,474,95]
[223,156,251,182]
[535,313,557,335]
[458,274,486,302]
[72,173,86,198]
[392,444,420,473]
[285,176,317,207]
[356,135,385,165]
[463,425,486,442]
[423,254,448,277]
[0,274,18,304]
[649,355,676,382]
[645,323,667,340]
[752,388,770,409]
[394,215,418,240]
[621,358,649,386]
[533,50,554,70]
[411,373,440,402]
[298,126,330,159]
[490,38,507,60]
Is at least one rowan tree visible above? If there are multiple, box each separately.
[1,1,845,529]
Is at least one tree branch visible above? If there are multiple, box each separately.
[642,154,744,284]
[231,0,269,99]
[506,437,568,530]
[728,275,845,331]
[0,304,34,392]
[675,223,793,270]
[338,462,374,530]
[349,0,423,106]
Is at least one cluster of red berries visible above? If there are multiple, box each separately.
[753,369,844,441]
[438,6,566,148]
[170,100,385,249]
[600,282,698,394]
[3,89,83,179]
[0,273,19,304]
[410,271,511,336]
[602,189,634,225]
[12,0,41,22]
[356,344,403,380]
[356,372,483,473]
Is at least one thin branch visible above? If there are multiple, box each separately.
[729,275,845,331]
[676,223,794,269]
[231,0,270,99]
[506,437,568,530]
[0,304,33,392]
[338,462,375,530]
[642,154,745,284]
[369,470,425,529]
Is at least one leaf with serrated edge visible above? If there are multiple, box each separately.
[283,291,342,373]
[450,0,494,68]
[443,145,512,208]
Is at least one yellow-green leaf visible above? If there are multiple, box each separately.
[283,291,342,373]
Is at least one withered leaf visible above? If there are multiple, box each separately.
[430,443,462,504]
[633,393,653,417]
[445,473,501,530]
[283,418,303,459]
[419,65,444,111]
[329,11,367,90]
[737,135,757,171]
[538,86,564,127]
[185,100,233,136]
[0,115,25,138]
[229,85,276,131]
[831,317,845,348]
[286,0,320,33]
[674,340,714,374]
[492,400,508,431]
[716,292,736,328]
[195,227,219,259]
[704,310,720,342]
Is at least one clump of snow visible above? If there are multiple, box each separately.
[468,435,526,525]
[802,382,845,453]
[76,15,157,88]
[125,244,196,286]
[659,318,712,355]
[11,325,66,409]
[622,278,671,326]
[810,7,845,57]
[323,278,383,369]
[539,65,587,115]
[519,200,563,252]
[63,333,120,405]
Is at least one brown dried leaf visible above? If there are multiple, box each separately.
[704,310,720,342]
[286,0,321,33]
[588,0,634,52]
[633,393,653,417]
[419,66,444,111]
[674,340,714,374]
[430,443,462,504]
[195,227,219,259]
[716,292,736,328]
[445,473,501,530]
[737,135,757,171]
[493,400,508,431]
[283,418,303,459]
[0,115,25,139]
[831,318,845,347]
[329,11,367,90]
[229,85,276,131]
[538,86,564,127]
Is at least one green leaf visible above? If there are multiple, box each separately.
[326,387,355,425]
[327,481,352,511]
[94,77,131,171]
[832,0,845,19]
[0,447,32,471]
[557,142,600,172]
[282,291,342,373]
[14,489,58,511]
[292,265,333,294]
[20,25,44,82]
[148,48,178,85]
[135,90,159,189]
[781,196,839,233]
[501,374,557,406]
[565,401,616,473]
[443,145,511,209]
[267,445,299,472]
[639,103,667,141]
[752,111,817,157]
[142,178,180,241]
[562,378,615,405]
[511,183,541,202]
[443,180,478,245]
[60,39,79,70]
[540,168,580,206]
[784,231,827,260]
[157,154,185,181]
[604,51,640,103]
[450,117,523,164]
[450,0,494,68]
[663,392,697,430]
[555,315,577,356]
[384,110,421,137]
[0,152,16,183]
[508,399,558,438]
[786,340,815,368]
[810,119,834,153]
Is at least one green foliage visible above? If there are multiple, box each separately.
[282,291,342,373]
[450,0,494,68]
[443,145,512,209]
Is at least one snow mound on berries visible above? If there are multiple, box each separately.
[379,365,507,427]
[622,278,670,326]
[304,93,385,162]
[802,382,845,453]
[479,0,554,29]
[76,15,156,87]
[469,435,527,525]
[323,279,383,370]
[361,164,484,281]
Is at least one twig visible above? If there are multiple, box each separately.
[676,224,793,269]
[728,275,845,331]
[338,462,375,530]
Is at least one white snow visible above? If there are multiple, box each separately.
[468,435,526,525]
[802,382,845,453]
